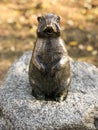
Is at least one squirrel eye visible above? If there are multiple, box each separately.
[57,16,60,23]
[37,16,42,22]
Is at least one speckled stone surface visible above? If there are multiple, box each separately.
[0,51,98,130]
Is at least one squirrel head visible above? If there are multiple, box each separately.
[37,14,61,38]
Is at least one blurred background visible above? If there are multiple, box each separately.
[0,0,98,85]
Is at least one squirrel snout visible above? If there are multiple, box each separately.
[43,23,57,33]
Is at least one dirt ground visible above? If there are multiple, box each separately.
[0,0,98,85]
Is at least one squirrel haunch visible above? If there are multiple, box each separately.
[29,14,71,101]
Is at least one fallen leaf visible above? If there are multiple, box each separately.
[67,20,74,26]
[81,9,87,15]
[69,41,78,46]
[92,50,97,55]
[79,25,84,30]
[10,46,15,52]
[87,14,94,20]
[16,23,22,29]
[94,8,98,15]
[86,45,93,51]
[78,44,85,50]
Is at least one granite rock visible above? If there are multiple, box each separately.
[0,51,98,130]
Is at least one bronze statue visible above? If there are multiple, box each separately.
[29,14,71,101]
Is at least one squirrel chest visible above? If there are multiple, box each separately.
[34,38,66,70]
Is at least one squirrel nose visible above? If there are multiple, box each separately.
[44,23,54,31]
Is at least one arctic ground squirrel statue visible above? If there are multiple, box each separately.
[29,13,71,102]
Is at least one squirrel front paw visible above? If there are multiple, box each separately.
[51,64,59,76]
[40,63,45,72]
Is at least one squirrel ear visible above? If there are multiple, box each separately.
[37,16,42,22]
[57,16,60,22]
